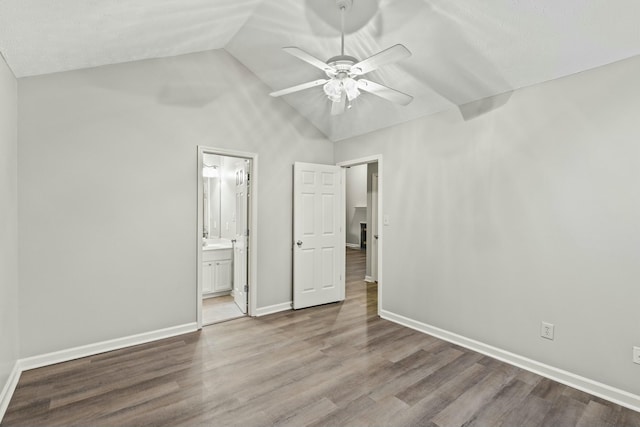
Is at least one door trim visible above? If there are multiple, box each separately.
[336,154,383,315]
[197,146,259,328]
[371,172,379,283]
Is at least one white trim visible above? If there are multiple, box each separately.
[364,275,374,283]
[197,146,259,326]
[340,167,346,302]
[20,323,197,371]
[0,361,21,421]
[196,149,205,328]
[255,302,293,317]
[380,310,640,413]
[346,243,360,249]
[336,155,381,168]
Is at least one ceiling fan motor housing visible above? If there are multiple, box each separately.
[325,55,358,78]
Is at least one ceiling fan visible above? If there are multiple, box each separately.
[269,0,413,115]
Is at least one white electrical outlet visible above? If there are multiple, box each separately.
[633,346,640,365]
[540,322,554,340]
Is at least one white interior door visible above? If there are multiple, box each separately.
[293,162,345,309]
[371,173,379,282]
[233,160,248,313]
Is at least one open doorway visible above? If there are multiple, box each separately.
[197,147,258,327]
[339,155,382,314]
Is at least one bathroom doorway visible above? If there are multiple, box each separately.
[197,147,258,327]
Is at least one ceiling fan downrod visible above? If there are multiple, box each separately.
[336,0,352,56]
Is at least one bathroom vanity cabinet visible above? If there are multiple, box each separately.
[202,249,233,294]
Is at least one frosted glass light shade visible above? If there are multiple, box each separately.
[343,78,360,101]
[323,79,342,102]
[323,78,361,103]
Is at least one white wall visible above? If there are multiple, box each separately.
[345,164,367,246]
[335,55,640,397]
[17,49,333,358]
[0,53,19,399]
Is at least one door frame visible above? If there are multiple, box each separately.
[337,154,383,315]
[371,172,379,283]
[197,146,259,328]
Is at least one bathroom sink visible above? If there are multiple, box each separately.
[203,239,233,250]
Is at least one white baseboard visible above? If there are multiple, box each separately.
[346,243,360,249]
[380,310,640,413]
[0,361,21,421]
[20,323,198,371]
[255,301,292,317]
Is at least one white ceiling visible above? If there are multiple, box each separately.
[2,0,640,141]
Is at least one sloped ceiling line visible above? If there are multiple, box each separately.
[2,0,640,141]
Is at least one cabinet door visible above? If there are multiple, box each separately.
[213,259,233,292]
[202,262,214,294]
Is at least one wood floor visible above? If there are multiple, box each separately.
[3,248,640,426]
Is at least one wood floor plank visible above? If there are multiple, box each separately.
[431,365,517,427]
[2,248,639,427]
[395,351,485,405]
[498,394,552,427]
[540,395,587,427]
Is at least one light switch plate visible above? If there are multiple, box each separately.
[383,215,390,226]
[633,346,640,365]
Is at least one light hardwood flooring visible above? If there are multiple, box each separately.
[2,248,640,426]
[203,295,245,325]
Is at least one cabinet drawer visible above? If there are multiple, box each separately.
[203,249,232,262]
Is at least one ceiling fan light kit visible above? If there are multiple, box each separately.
[269,0,413,115]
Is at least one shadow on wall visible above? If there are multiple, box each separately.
[458,91,513,121]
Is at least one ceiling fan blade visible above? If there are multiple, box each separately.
[357,79,413,106]
[331,91,347,116]
[283,47,335,73]
[270,79,328,97]
[350,44,412,76]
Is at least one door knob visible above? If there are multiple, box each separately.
[296,240,303,247]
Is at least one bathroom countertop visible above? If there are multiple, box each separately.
[203,239,233,251]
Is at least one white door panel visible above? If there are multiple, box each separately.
[293,162,345,309]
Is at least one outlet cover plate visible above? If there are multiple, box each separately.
[540,322,555,340]
[633,346,640,365]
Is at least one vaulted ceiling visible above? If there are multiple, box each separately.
[2,0,639,141]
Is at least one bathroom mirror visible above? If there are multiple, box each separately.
[203,154,221,239]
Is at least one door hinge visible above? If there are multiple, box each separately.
[246,229,250,236]
[244,285,248,293]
